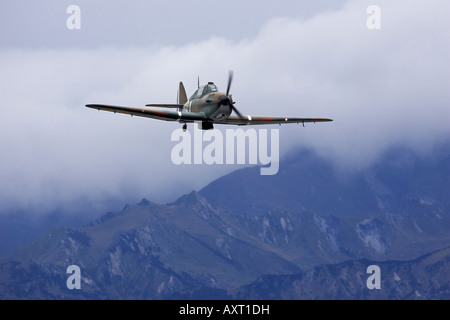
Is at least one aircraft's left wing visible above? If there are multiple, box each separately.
[85,104,207,123]
[219,115,333,126]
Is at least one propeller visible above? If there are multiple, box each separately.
[221,70,244,118]
[226,70,233,96]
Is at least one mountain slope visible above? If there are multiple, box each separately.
[3,195,300,299]
[200,144,450,217]
[0,141,449,299]
[234,246,450,300]
[199,143,450,264]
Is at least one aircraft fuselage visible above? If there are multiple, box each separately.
[183,92,233,122]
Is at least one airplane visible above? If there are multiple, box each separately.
[86,71,332,131]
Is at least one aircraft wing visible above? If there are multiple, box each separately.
[219,115,333,126]
[145,104,184,108]
[85,104,207,123]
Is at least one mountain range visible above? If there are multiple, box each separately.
[0,140,449,299]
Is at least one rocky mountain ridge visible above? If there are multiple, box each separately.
[0,142,449,299]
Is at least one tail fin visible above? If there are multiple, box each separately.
[178,81,188,105]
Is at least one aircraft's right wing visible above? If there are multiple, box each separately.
[85,104,207,123]
[145,104,184,108]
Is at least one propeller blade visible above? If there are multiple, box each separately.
[231,105,244,118]
[224,70,243,118]
[226,70,233,96]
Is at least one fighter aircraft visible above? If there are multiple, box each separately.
[86,71,332,131]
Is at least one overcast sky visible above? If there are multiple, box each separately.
[0,0,449,217]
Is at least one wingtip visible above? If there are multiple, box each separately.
[86,104,105,110]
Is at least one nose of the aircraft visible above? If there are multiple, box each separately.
[219,95,231,106]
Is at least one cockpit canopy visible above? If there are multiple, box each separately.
[190,82,218,100]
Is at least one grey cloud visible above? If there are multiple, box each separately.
[0,0,348,49]
[0,0,448,215]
